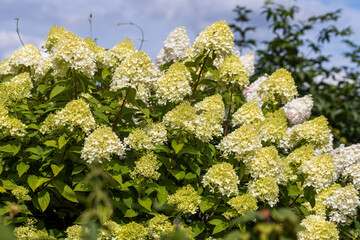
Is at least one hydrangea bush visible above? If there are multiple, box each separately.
[0,21,359,239]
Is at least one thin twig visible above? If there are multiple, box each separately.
[117,22,145,50]
[189,52,211,101]
[112,87,131,131]
[223,88,233,137]
[14,18,25,46]
[289,193,301,207]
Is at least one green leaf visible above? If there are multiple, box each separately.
[0,144,21,155]
[304,186,316,208]
[49,85,66,99]
[28,175,38,192]
[102,68,110,79]
[72,166,86,175]
[200,195,217,213]
[177,147,200,156]
[288,184,302,196]
[190,221,206,237]
[16,162,30,177]
[156,186,168,206]
[51,164,64,177]
[25,147,39,155]
[1,180,17,190]
[124,209,138,218]
[58,136,69,149]
[44,140,58,148]
[38,190,50,212]
[93,109,109,124]
[53,180,78,203]
[38,84,46,94]
[171,140,184,154]
[138,197,152,211]
[170,169,185,180]
[212,220,229,234]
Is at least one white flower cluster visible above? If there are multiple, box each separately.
[45,26,96,78]
[283,95,313,126]
[8,44,42,72]
[247,176,279,207]
[0,72,33,105]
[40,99,96,134]
[300,153,337,192]
[81,125,125,164]
[247,146,281,180]
[343,163,360,190]
[202,162,239,197]
[193,94,225,142]
[232,101,265,126]
[124,122,167,150]
[156,62,191,103]
[331,144,360,175]
[297,215,339,240]
[239,52,255,76]
[0,105,27,137]
[217,124,261,161]
[110,50,159,92]
[324,185,360,224]
[102,38,136,69]
[155,26,190,66]
[185,21,234,59]
[243,74,268,107]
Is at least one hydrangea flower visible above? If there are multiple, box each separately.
[0,72,33,105]
[130,151,161,180]
[48,28,96,78]
[163,101,197,132]
[239,51,255,76]
[146,214,175,239]
[217,124,261,161]
[232,101,265,126]
[156,62,191,103]
[124,128,153,150]
[331,143,360,175]
[84,37,105,65]
[185,21,234,59]
[155,26,190,66]
[304,184,341,216]
[243,74,268,107]
[44,25,78,53]
[81,125,125,164]
[219,54,249,87]
[247,176,279,207]
[124,122,167,151]
[300,153,337,192]
[297,215,339,240]
[40,99,96,134]
[115,222,148,240]
[227,193,258,217]
[259,68,298,105]
[258,109,288,143]
[167,185,201,214]
[102,38,136,69]
[8,44,42,72]
[0,105,27,137]
[0,58,14,76]
[110,50,159,91]
[248,146,281,180]
[11,186,31,202]
[283,95,313,126]
[193,94,225,142]
[324,185,360,224]
[343,163,360,190]
[202,162,239,197]
[292,116,333,154]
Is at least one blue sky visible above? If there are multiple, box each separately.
[0,0,359,68]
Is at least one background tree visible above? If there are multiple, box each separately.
[231,0,360,145]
